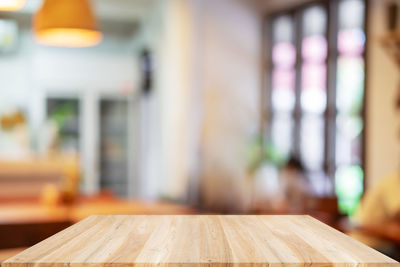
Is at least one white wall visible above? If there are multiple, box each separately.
[130,0,202,201]
[158,0,193,200]
[196,0,262,211]
[130,0,262,206]
[365,0,400,189]
[129,0,165,200]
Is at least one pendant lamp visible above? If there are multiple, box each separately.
[0,0,25,11]
[33,0,102,48]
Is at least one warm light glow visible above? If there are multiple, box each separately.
[35,28,103,48]
[0,0,25,11]
[33,0,102,48]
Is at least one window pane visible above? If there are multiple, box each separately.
[272,42,296,67]
[337,0,365,116]
[335,165,364,215]
[266,1,366,206]
[335,0,365,216]
[303,6,326,37]
[301,7,327,115]
[271,114,293,158]
[302,35,327,62]
[271,15,296,113]
[336,57,364,114]
[309,171,332,196]
[272,68,295,112]
[0,19,18,53]
[300,115,324,170]
[336,115,363,165]
[46,98,80,154]
[301,63,327,113]
[100,99,129,197]
[339,0,365,30]
[338,28,365,56]
[273,15,294,43]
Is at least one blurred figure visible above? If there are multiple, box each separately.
[348,86,400,259]
[351,173,400,259]
[279,156,313,213]
[354,173,400,228]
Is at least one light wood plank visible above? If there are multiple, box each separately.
[3,215,399,267]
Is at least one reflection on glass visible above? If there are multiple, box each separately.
[335,165,363,215]
[271,114,293,158]
[300,115,324,170]
[336,115,363,165]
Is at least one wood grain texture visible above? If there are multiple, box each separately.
[3,215,399,267]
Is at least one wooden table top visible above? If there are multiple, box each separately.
[3,215,398,267]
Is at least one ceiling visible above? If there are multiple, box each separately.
[257,0,314,13]
[18,0,156,22]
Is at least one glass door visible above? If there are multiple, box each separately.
[99,99,129,197]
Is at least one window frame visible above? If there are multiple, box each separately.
[261,0,369,196]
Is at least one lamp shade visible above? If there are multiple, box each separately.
[33,0,102,48]
[0,0,25,11]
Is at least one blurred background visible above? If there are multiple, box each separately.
[0,0,400,262]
